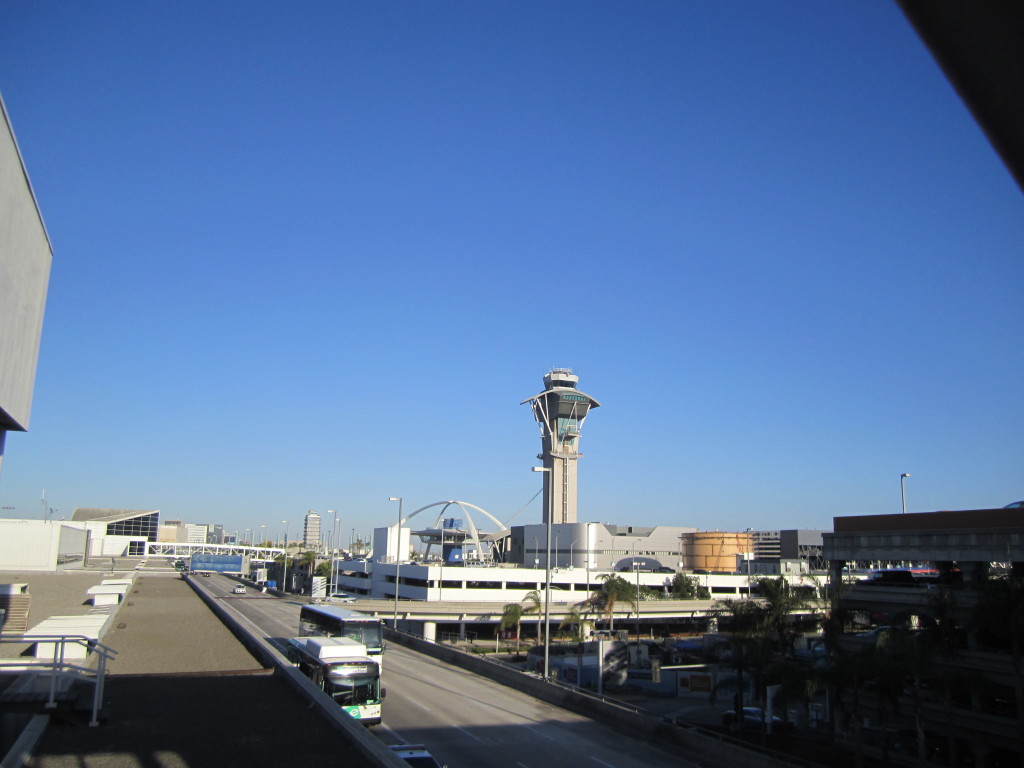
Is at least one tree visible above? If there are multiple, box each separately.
[670,573,710,600]
[879,628,934,767]
[711,598,772,741]
[922,586,962,767]
[972,576,1024,761]
[521,590,542,645]
[752,576,809,657]
[297,551,318,581]
[593,574,638,631]
[500,602,524,655]
[557,606,586,643]
[314,560,332,579]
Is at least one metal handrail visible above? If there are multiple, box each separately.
[0,634,118,726]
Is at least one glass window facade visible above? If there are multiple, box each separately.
[106,512,159,541]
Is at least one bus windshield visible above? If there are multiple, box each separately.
[325,668,380,706]
[298,606,384,654]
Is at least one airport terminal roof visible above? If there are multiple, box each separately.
[71,508,159,523]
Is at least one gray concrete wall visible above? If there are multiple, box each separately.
[0,94,51,435]
[187,576,408,768]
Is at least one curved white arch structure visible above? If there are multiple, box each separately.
[400,500,509,564]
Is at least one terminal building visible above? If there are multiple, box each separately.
[0,93,52,481]
[824,507,1024,767]
[0,508,159,571]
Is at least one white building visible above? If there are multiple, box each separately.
[0,93,51,480]
[0,508,160,571]
[303,510,321,550]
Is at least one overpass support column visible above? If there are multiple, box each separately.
[423,621,437,643]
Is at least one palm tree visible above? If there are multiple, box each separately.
[972,576,1024,761]
[296,550,316,568]
[298,550,317,582]
[500,602,524,656]
[594,574,637,632]
[806,572,854,744]
[557,606,586,643]
[752,576,808,656]
[521,590,542,645]
[923,586,962,767]
[880,627,934,767]
[711,597,770,736]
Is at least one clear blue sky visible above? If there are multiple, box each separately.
[1,1,1021,543]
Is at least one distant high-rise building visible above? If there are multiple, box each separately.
[303,510,321,550]
[522,369,600,524]
[185,524,207,544]
[158,520,186,543]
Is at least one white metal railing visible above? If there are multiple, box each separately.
[0,634,117,726]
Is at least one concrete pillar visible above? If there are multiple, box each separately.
[423,621,436,643]
[828,559,845,594]
[963,560,989,588]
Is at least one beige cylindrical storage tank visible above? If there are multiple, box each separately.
[680,532,753,573]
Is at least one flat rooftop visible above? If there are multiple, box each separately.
[0,566,379,768]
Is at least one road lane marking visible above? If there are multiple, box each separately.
[521,724,555,741]
[453,724,484,743]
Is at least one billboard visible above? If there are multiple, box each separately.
[191,554,244,573]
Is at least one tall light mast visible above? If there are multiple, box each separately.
[522,369,600,525]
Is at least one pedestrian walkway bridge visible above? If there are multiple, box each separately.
[145,542,284,562]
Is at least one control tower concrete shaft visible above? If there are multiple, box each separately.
[521,369,600,525]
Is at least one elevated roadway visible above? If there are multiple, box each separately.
[196,574,708,768]
[322,596,822,642]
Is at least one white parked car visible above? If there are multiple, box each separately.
[388,744,446,768]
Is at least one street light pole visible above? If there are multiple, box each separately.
[388,497,403,630]
[532,466,552,681]
[329,509,338,598]
[901,473,911,514]
[634,560,641,645]
[281,520,289,593]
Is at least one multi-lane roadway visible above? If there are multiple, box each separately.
[196,574,701,768]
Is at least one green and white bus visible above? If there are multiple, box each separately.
[286,636,384,725]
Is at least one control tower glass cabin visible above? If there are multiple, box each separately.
[521,368,600,525]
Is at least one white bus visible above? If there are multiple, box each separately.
[286,636,384,725]
[298,604,385,665]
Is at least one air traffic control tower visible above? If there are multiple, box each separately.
[522,369,600,525]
